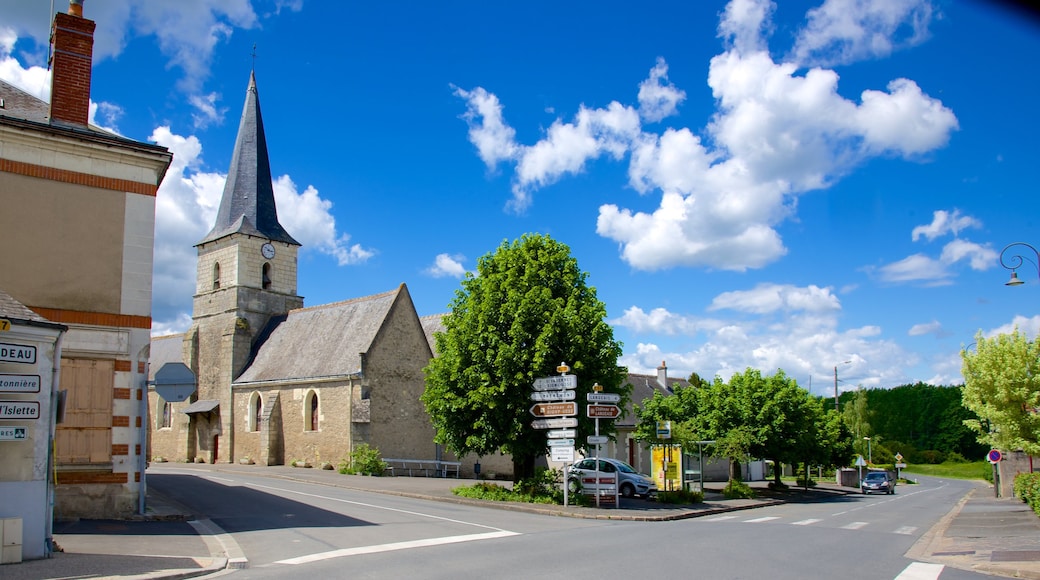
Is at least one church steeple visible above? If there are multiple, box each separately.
[199,71,299,246]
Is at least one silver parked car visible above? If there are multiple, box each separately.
[568,457,657,498]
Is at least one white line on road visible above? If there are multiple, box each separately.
[893,526,917,535]
[245,481,512,533]
[894,562,944,580]
[841,521,869,530]
[273,530,521,565]
[703,515,738,522]
[791,518,822,526]
[743,516,780,523]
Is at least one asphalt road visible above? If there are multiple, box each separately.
[148,468,996,579]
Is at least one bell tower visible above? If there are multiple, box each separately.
[184,71,303,463]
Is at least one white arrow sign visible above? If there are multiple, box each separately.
[531,390,575,401]
[532,417,578,429]
[533,375,578,391]
[587,392,620,403]
[552,446,575,462]
[587,435,608,444]
[547,438,574,447]
[547,429,576,438]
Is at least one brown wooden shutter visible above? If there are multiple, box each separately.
[56,358,114,464]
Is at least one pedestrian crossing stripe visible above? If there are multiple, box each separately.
[791,518,822,525]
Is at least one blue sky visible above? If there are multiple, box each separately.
[3,0,1038,395]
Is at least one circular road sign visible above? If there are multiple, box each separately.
[987,449,1003,463]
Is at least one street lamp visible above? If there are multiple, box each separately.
[834,360,851,412]
[1000,242,1039,286]
[864,437,871,463]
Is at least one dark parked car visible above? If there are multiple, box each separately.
[861,471,894,495]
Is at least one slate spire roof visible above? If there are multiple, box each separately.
[199,71,300,246]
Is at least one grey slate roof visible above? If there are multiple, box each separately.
[0,288,66,331]
[234,285,409,384]
[200,71,299,247]
[617,372,688,428]
[148,334,185,381]
[0,79,49,123]
[419,313,446,354]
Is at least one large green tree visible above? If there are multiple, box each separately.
[422,234,627,481]
[961,329,1040,456]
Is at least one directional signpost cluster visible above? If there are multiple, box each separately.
[531,369,577,458]
[529,363,625,508]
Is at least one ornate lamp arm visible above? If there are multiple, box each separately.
[999,242,1040,286]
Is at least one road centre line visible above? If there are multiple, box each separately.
[274,530,520,565]
[245,481,514,533]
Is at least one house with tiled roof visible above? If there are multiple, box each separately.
[0,2,171,523]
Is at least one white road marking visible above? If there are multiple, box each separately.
[893,526,917,535]
[842,521,869,530]
[703,515,738,521]
[246,481,510,533]
[743,516,780,523]
[274,531,520,565]
[894,562,944,580]
[791,518,822,526]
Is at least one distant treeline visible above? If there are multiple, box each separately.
[833,382,987,464]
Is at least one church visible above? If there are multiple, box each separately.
[146,72,515,476]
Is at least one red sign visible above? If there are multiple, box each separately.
[586,404,620,419]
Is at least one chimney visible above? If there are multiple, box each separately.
[656,360,668,389]
[49,0,95,126]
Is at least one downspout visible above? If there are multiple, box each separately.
[138,350,149,515]
[45,330,64,557]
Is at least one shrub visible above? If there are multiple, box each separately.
[723,480,756,499]
[1014,472,1040,516]
[657,489,704,504]
[337,443,387,476]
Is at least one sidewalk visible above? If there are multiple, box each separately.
[4,464,1039,580]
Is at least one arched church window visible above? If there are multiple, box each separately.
[250,392,263,432]
[160,399,172,429]
[213,262,221,289]
[262,263,272,290]
[305,390,319,431]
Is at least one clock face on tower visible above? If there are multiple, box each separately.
[261,242,275,259]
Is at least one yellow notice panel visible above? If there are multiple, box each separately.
[651,444,683,492]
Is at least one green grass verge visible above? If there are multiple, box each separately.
[903,461,993,482]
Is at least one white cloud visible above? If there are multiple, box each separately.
[908,320,947,337]
[458,0,957,270]
[911,209,982,242]
[791,0,934,67]
[3,1,302,131]
[709,283,841,314]
[610,306,718,336]
[453,86,519,170]
[637,57,686,123]
[877,253,950,284]
[939,239,997,270]
[511,101,641,212]
[148,126,373,332]
[426,254,468,279]
[878,210,995,283]
[614,284,919,392]
[984,315,1040,339]
[189,92,226,130]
